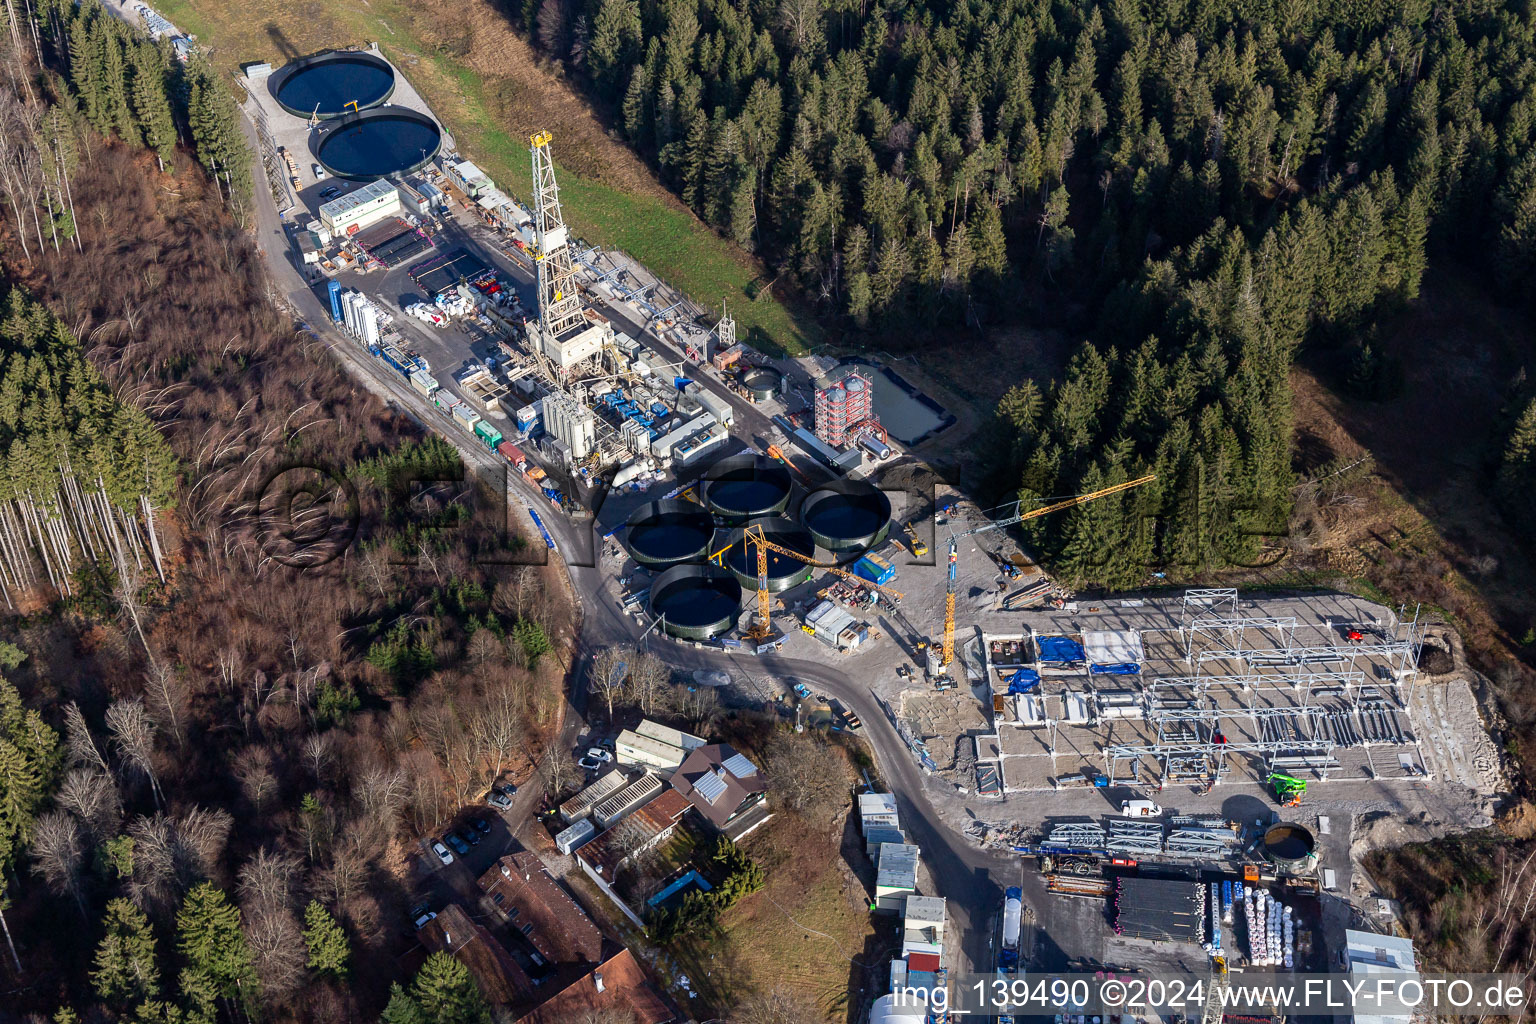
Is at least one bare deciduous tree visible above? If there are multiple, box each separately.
[473,679,527,783]
[56,767,120,840]
[765,730,849,815]
[105,698,162,810]
[542,746,579,798]
[734,987,824,1024]
[590,645,632,720]
[30,810,86,915]
[233,746,278,813]
[238,848,299,918]
[302,732,334,785]
[62,702,109,773]
[243,904,307,1004]
[143,659,190,749]
[628,651,670,716]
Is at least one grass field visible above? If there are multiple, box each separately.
[155,0,818,356]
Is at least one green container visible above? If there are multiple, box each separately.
[473,419,503,449]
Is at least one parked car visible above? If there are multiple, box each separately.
[445,833,470,856]
[313,163,327,179]
[457,828,481,848]
[578,755,604,772]
[319,186,340,199]
[430,841,454,866]
[470,817,492,834]
[486,787,512,810]
[585,747,613,762]
[596,737,616,751]
[413,910,437,929]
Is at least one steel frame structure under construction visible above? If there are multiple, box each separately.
[1093,590,1428,786]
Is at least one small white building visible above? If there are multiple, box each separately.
[874,843,919,913]
[1346,929,1418,1024]
[538,390,597,462]
[614,719,705,773]
[319,179,401,236]
[859,793,900,833]
[901,895,947,957]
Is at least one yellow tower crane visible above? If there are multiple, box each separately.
[939,474,1157,669]
[712,523,905,641]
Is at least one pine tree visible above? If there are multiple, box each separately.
[410,951,490,1024]
[68,15,105,133]
[176,884,257,1014]
[380,983,427,1024]
[301,900,350,980]
[128,44,177,170]
[92,898,160,1009]
[99,25,136,143]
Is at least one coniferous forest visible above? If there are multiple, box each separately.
[519,0,1536,584]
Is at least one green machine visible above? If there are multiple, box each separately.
[1269,772,1306,807]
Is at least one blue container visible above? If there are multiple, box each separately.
[327,280,343,323]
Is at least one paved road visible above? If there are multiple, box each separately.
[235,113,1009,976]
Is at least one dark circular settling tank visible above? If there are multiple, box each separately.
[799,479,891,553]
[702,454,792,524]
[740,365,784,401]
[721,517,815,593]
[271,51,395,119]
[648,564,742,640]
[624,499,715,569]
[1260,822,1317,872]
[314,106,442,180]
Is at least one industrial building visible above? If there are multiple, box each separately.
[815,371,876,446]
[615,719,705,772]
[538,390,597,462]
[318,179,401,236]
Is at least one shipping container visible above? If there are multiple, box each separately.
[473,419,503,449]
[688,385,735,427]
[432,392,454,415]
[854,554,896,586]
[554,818,595,854]
[496,440,527,470]
[409,369,438,397]
[451,403,480,430]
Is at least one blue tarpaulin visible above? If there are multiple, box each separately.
[1007,668,1041,694]
[1090,662,1142,675]
[1036,636,1085,663]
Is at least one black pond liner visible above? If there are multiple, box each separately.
[799,478,891,553]
[647,564,742,640]
[270,50,395,119]
[701,453,792,524]
[624,499,715,569]
[314,106,442,180]
[720,517,815,592]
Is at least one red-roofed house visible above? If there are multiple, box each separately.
[514,948,674,1024]
[417,903,532,1005]
[477,852,603,965]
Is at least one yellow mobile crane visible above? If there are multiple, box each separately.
[938,474,1157,669]
[712,523,905,640]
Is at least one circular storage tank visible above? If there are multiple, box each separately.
[624,500,715,569]
[721,517,815,593]
[702,454,792,524]
[800,479,891,553]
[740,365,784,401]
[270,50,395,119]
[648,564,742,640]
[314,106,443,180]
[1260,822,1318,873]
